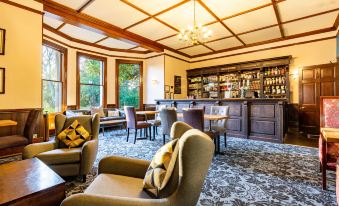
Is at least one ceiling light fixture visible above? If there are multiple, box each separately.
[177,0,212,46]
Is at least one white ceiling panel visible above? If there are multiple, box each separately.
[60,24,106,43]
[82,0,148,28]
[97,38,136,49]
[239,26,281,44]
[179,45,212,56]
[205,37,243,51]
[157,1,215,30]
[128,19,177,41]
[132,47,148,51]
[205,22,232,41]
[126,0,183,15]
[202,0,271,19]
[51,0,89,10]
[279,0,339,22]
[158,35,188,49]
[224,6,277,34]
[283,11,338,36]
[43,16,63,29]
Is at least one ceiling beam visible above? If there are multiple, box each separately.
[333,13,339,29]
[56,22,66,30]
[77,0,96,12]
[197,0,246,46]
[271,0,285,38]
[43,24,148,54]
[39,0,164,52]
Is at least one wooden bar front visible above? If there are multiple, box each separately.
[156,98,287,143]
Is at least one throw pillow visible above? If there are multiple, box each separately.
[143,138,179,196]
[91,107,105,118]
[107,110,120,117]
[57,120,91,148]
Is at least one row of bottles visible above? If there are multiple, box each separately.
[264,66,286,76]
[203,76,218,83]
[220,73,239,82]
[188,83,201,89]
[189,77,202,83]
[264,77,286,85]
[264,86,287,95]
[249,80,260,90]
[240,71,260,80]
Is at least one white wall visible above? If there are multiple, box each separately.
[164,55,189,99]
[144,55,165,104]
[0,1,43,109]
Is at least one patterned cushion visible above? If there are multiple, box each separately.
[91,107,105,118]
[57,120,90,148]
[143,138,179,196]
[323,99,339,128]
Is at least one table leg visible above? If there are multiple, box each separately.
[209,120,212,131]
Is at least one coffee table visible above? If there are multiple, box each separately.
[100,119,127,136]
[0,158,65,206]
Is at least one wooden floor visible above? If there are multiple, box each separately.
[284,127,318,148]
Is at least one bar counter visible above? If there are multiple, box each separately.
[156,98,287,143]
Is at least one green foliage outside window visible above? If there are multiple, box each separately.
[79,57,103,109]
[118,63,140,108]
[42,46,62,113]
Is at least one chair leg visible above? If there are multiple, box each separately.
[102,127,105,136]
[322,164,327,190]
[134,129,137,144]
[82,175,86,183]
[140,129,143,137]
[224,132,227,148]
[156,126,158,135]
[126,128,130,142]
[163,134,166,145]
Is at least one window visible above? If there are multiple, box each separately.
[116,60,143,109]
[77,52,107,109]
[42,41,66,113]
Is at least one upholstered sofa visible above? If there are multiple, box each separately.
[60,121,215,206]
[23,114,100,182]
[64,108,125,122]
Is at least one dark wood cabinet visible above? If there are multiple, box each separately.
[299,63,339,134]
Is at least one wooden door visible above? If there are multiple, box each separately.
[299,63,338,134]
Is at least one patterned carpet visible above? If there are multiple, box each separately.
[0,129,336,206]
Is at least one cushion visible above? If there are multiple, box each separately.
[107,110,120,117]
[57,120,90,148]
[85,174,152,199]
[143,138,179,196]
[37,148,82,165]
[0,135,28,149]
[91,107,105,118]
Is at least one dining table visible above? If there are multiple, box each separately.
[177,113,229,131]
[0,120,18,127]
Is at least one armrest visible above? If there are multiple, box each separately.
[98,156,150,179]
[61,193,166,206]
[22,141,58,159]
[80,139,98,175]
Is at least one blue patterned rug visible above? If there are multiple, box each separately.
[1,129,336,205]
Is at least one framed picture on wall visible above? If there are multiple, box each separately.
[0,28,5,55]
[0,68,5,94]
[174,75,181,94]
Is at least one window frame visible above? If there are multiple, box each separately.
[76,52,107,109]
[115,59,143,110]
[42,40,67,113]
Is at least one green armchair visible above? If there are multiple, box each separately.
[61,121,215,206]
[23,114,100,182]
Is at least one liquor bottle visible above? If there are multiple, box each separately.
[281,86,286,94]
[272,78,275,84]
[272,86,276,94]
[276,86,281,94]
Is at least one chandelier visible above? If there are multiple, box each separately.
[178,0,212,45]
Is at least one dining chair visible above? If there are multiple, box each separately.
[148,104,167,140]
[182,108,219,153]
[319,96,339,189]
[210,106,229,147]
[124,106,151,144]
[159,108,177,145]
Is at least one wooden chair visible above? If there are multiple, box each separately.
[319,96,339,190]
[124,106,151,144]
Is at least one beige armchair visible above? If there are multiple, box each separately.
[23,114,100,182]
[61,121,215,206]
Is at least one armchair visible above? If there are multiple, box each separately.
[61,121,215,206]
[319,96,339,189]
[23,114,100,182]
